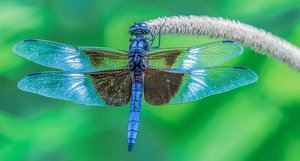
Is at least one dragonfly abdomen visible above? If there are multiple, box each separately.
[127,72,143,151]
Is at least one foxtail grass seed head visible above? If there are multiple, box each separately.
[146,15,300,72]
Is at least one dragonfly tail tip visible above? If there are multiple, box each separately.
[128,143,134,151]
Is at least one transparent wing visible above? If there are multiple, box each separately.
[13,39,129,72]
[145,40,243,70]
[18,68,132,107]
[144,66,257,106]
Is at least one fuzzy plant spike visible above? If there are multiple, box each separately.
[145,15,300,72]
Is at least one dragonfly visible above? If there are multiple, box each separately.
[13,22,258,151]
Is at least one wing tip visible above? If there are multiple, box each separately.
[12,41,22,54]
[234,41,244,56]
[233,66,258,82]
[221,40,244,55]
[17,76,28,91]
[251,70,259,82]
[17,72,43,91]
[12,39,37,55]
[220,40,244,57]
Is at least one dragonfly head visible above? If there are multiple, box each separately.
[129,22,151,36]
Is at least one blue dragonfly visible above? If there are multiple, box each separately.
[13,22,258,151]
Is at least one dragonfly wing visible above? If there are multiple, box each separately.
[18,68,132,107]
[13,39,129,72]
[145,40,243,70]
[144,66,257,106]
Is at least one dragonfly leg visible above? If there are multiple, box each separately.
[150,19,166,49]
[148,31,155,46]
[149,38,155,46]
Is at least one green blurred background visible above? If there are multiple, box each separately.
[1,0,300,160]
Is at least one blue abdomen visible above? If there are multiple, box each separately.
[127,73,143,151]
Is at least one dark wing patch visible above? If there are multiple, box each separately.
[87,68,132,107]
[83,49,129,69]
[144,68,184,106]
[145,49,187,69]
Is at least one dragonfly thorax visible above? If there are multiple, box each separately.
[128,38,149,72]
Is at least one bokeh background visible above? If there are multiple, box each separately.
[1,0,300,161]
